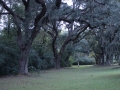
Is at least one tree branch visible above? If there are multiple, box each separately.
[22,0,27,6]
[0,0,23,48]
[29,0,47,43]
[0,12,25,22]
[22,0,30,11]
[59,18,72,23]
[34,0,47,28]
[94,0,105,5]
[0,0,17,17]
[65,24,88,46]
[56,0,61,9]
[0,12,10,15]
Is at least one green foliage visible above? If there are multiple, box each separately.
[0,30,55,75]
[59,43,74,67]
[72,39,95,65]
[32,31,54,69]
[73,56,95,65]
[67,56,74,66]
[0,33,19,75]
[60,57,73,67]
[28,49,42,72]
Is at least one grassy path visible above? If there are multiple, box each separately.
[0,65,120,90]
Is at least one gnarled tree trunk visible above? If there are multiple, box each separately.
[18,46,30,75]
[19,55,28,75]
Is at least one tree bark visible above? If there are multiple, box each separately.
[106,54,109,65]
[64,52,71,62]
[54,57,61,69]
[98,55,102,65]
[18,47,30,75]
[101,54,105,65]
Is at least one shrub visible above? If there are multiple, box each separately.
[0,42,19,76]
[28,49,54,71]
[60,56,74,67]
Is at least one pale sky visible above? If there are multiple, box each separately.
[62,0,73,6]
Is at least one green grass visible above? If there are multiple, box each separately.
[1,65,120,90]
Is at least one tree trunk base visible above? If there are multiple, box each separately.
[18,73,30,76]
[19,54,29,76]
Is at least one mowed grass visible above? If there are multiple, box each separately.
[1,65,120,90]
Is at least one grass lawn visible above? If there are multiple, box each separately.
[0,65,120,90]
